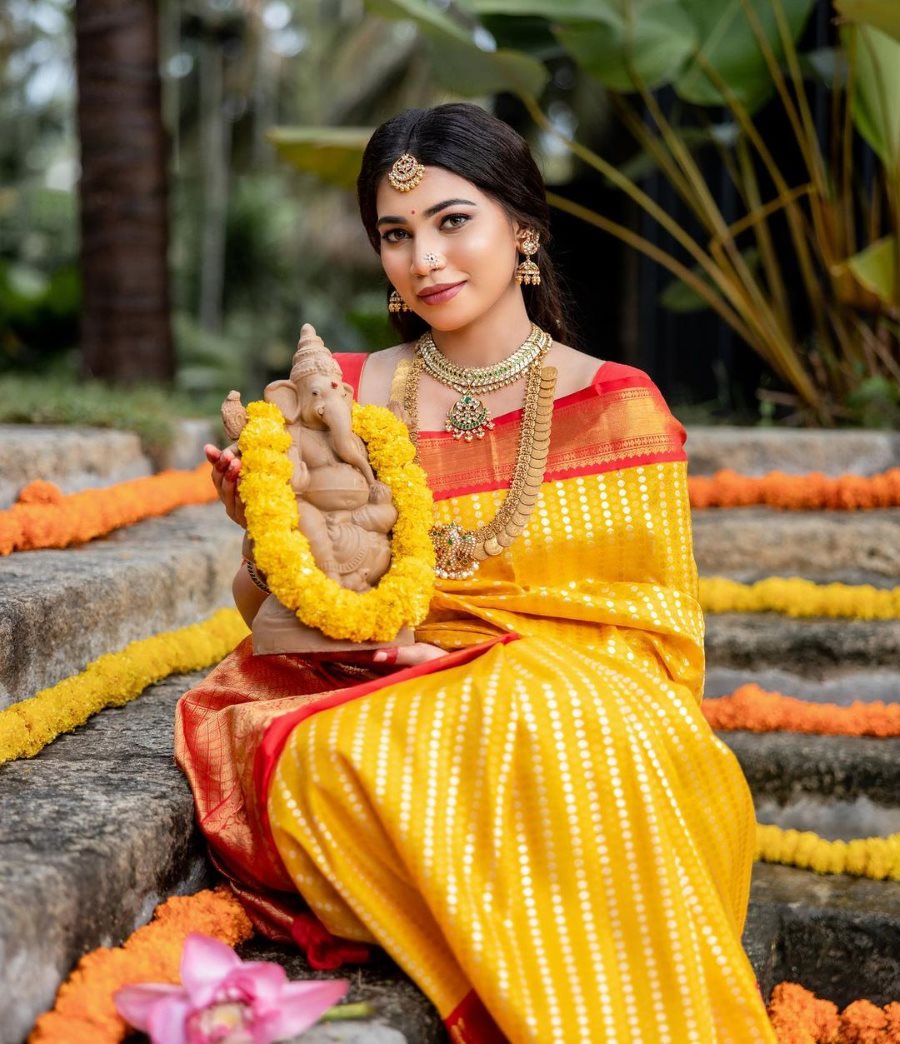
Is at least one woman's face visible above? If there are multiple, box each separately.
[374,166,523,332]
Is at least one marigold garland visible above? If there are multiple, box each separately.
[768,982,900,1043]
[703,684,900,737]
[0,465,217,555]
[756,823,900,881]
[700,577,900,620]
[28,886,253,1044]
[238,400,435,643]
[689,468,900,510]
[0,608,249,766]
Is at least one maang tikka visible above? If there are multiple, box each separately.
[388,153,425,193]
[515,230,542,286]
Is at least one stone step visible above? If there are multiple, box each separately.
[745,862,900,1007]
[0,425,152,510]
[721,731,900,807]
[0,670,443,1044]
[0,504,242,708]
[705,613,900,675]
[686,427,900,477]
[692,507,900,584]
[0,421,219,510]
[0,673,209,1044]
[705,666,900,703]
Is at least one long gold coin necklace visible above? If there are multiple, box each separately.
[417,323,549,441]
[401,328,557,580]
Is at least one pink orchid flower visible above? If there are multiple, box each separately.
[113,933,349,1044]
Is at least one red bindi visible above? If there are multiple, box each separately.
[331,381,339,388]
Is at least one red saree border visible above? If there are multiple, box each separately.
[335,354,686,502]
[446,990,508,1043]
[254,634,521,846]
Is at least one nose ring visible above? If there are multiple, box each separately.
[424,252,442,269]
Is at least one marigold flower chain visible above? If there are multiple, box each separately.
[0,609,249,765]
[768,982,900,1043]
[0,465,217,555]
[700,577,900,620]
[238,400,435,643]
[756,823,900,881]
[688,468,900,510]
[703,684,900,737]
[29,887,253,1044]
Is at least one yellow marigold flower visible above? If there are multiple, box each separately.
[237,401,434,643]
[699,577,900,619]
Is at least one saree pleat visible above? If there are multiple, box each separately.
[177,361,777,1042]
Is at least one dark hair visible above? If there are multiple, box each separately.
[356,102,573,345]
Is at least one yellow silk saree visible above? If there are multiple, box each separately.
[176,358,776,1042]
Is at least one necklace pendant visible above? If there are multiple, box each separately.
[446,393,495,442]
[430,521,479,580]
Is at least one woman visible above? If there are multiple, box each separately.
[178,103,776,1042]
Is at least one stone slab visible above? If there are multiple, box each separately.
[0,504,243,707]
[693,507,900,583]
[705,666,900,703]
[160,417,220,471]
[704,613,900,676]
[238,941,445,1044]
[0,425,152,509]
[0,669,445,1044]
[686,428,900,477]
[746,862,900,1007]
[0,672,213,1044]
[754,794,900,841]
[720,731,900,805]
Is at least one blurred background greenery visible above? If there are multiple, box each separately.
[0,0,897,429]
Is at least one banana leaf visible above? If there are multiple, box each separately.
[552,3,698,92]
[267,128,371,190]
[843,236,898,308]
[365,0,548,98]
[835,0,900,43]
[675,0,817,111]
[846,24,900,175]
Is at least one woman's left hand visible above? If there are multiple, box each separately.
[371,643,447,667]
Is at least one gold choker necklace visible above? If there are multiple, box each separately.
[399,344,557,580]
[416,324,551,442]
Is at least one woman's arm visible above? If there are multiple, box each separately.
[233,559,269,626]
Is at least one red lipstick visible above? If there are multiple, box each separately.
[417,281,466,305]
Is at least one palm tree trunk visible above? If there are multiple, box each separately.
[75,0,174,383]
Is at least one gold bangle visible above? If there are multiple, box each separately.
[243,558,270,594]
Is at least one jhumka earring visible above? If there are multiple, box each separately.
[515,230,542,286]
[389,289,410,313]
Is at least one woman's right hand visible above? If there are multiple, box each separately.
[205,444,247,528]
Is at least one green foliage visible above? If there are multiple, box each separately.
[0,259,80,371]
[364,0,549,98]
[846,374,900,428]
[835,0,900,42]
[0,372,207,458]
[268,129,373,191]
[848,24,900,173]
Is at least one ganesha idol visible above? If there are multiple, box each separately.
[222,324,411,655]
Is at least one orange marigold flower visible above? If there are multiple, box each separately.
[0,464,216,555]
[839,1000,889,1043]
[702,684,900,738]
[29,887,253,1044]
[688,468,900,510]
